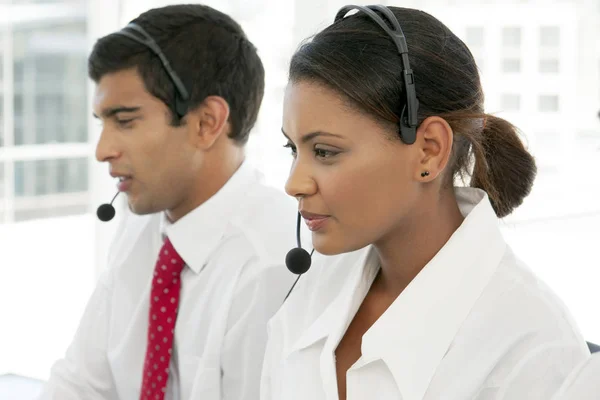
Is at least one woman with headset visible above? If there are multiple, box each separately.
[261,5,590,400]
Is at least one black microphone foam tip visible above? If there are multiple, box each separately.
[285,247,312,275]
[96,203,116,222]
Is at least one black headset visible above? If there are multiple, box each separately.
[282,5,420,301]
[335,4,419,145]
[116,23,190,119]
[96,23,191,222]
[283,212,314,301]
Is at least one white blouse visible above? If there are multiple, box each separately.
[553,354,600,399]
[261,188,590,400]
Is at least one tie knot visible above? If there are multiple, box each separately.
[155,237,185,278]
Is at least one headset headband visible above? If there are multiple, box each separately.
[335,5,419,144]
[115,23,190,119]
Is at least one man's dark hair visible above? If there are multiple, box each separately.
[88,4,265,145]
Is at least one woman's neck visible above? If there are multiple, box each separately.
[372,190,465,298]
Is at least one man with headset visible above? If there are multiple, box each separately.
[39,4,298,400]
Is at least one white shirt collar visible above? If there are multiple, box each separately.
[288,187,507,400]
[160,160,259,274]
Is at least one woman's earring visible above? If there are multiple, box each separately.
[421,171,430,178]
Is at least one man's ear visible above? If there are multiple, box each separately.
[186,95,231,150]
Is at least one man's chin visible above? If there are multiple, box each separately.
[127,199,157,216]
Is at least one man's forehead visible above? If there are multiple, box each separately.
[93,69,148,114]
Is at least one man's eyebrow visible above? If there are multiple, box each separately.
[92,106,141,119]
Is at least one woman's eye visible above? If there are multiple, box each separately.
[314,148,339,159]
[283,142,297,156]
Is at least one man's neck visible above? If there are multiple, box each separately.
[166,146,245,223]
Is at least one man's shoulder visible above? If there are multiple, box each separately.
[243,181,297,218]
[227,183,298,261]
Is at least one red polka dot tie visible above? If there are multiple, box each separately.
[139,237,185,400]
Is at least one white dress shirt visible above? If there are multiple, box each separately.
[40,161,299,400]
[552,354,600,399]
[261,188,590,400]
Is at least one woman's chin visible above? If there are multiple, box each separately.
[312,233,363,256]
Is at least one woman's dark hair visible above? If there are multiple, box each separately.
[289,7,536,218]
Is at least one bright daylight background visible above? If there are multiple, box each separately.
[1,0,599,391]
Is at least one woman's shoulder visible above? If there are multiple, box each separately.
[554,354,600,400]
[432,246,589,397]
[485,246,584,341]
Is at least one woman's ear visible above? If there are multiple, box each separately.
[412,116,454,181]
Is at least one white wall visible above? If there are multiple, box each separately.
[0,215,95,379]
[0,0,124,380]
[88,0,126,279]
